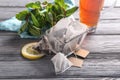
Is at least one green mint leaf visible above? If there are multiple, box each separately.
[47,12,54,26]
[26,1,41,9]
[31,13,40,27]
[66,6,78,17]
[16,10,29,20]
[42,1,48,5]
[18,21,28,34]
[16,0,78,37]
[56,14,64,21]
[35,1,41,6]
[55,0,68,9]
[28,25,41,36]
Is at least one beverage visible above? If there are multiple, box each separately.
[80,0,104,28]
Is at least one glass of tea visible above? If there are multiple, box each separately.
[79,0,105,33]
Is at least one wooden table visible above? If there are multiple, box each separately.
[0,0,120,79]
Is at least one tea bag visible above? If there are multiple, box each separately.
[51,52,73,74]
[33,17,89,74]
[34,17,89,55]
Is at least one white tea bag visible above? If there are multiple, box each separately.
[51,52,73,74]
[34,17,88,55]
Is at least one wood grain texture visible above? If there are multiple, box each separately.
[0,36,39,54]
[0,0,120,79]
[0,0,120,20]
[0,0,50,7]
[0,35,120,54]
[1,52,120,61]
[0,22,120,36]
[95,22,120,35]
[0,8,25,20]
[0,21,119,37]
[73,8,120,20]
[0,35,119,78]
[0,33,119,61]
[0,58,120,78]
[0,0,120,7]
[2,78,120,80]
[82,35,120,53]
[0,8,120,20]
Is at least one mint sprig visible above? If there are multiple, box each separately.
[16,0,78,37]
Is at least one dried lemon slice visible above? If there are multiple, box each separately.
[21,42,45,60]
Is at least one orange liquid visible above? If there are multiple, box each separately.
[80,0,104,27]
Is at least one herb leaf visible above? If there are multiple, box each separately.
[16,0,78,37]
[54,0,68,9]
[18,21,28,34]
[66,7,78,17]
[31,13,40,27]
[28,25,41,36]
[26,1,41,9]
[16,10,29,20]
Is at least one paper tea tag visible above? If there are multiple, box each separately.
[68,49,89,67]
[68,57,84,67]
[51,52,73,74]
[75,49,89,58]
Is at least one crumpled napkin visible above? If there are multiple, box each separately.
[0,0,75,38]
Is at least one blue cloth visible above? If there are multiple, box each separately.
[0,0,75,38]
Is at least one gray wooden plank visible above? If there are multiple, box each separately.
[0,7,120,35]
[0,7,120,20]
[0,0,120,7]
[0,34,119,65]
[94,22,120,35]
[0,0,50,7]
[0,49,120,61]
[73,8,120,20]
[0,35,120,53]
[82,35,120,53]
[75,0,120,7]
[0,35,120,55]
[0,31,17,36]
[1,78,119,80]
[0,8,25,20]
[116,0,120,7]
[0,51,120,61]
[0,20,120,35]
[104,0,120,7]
[0,0,120,79]
[0,36,39,54]
[0,22,120,36]
[0,58,120,78]
[0,48,120,61]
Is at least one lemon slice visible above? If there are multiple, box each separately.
[21,42,45,60]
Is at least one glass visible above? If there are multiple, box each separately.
[79,0,105,33]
